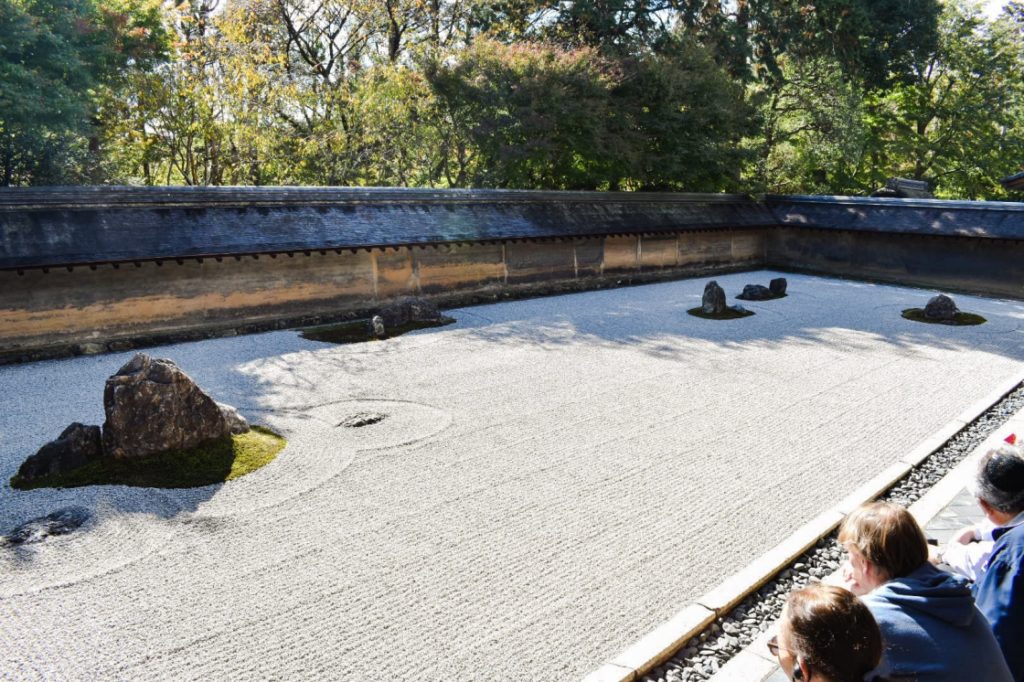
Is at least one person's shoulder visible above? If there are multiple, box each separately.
[992,523,1024,557]
[860,590,907,622]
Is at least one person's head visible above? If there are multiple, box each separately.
[838,502,928,593]
[772,584,883,682]
[970,444,1024,524]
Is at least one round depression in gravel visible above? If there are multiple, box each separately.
[308,399,452,451]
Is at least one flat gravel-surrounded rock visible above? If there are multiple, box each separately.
[1,271,1023,681]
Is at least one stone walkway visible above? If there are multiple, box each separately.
[2,272,1024,681]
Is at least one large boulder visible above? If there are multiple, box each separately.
[702,281,727,315]
[924,294,958,321]
[102,354,248,459]
[377,297,444,328]
[769,278,788,296]
[737,284,773,301]
[15,423,102,481]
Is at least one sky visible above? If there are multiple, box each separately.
[982,0,1012,18]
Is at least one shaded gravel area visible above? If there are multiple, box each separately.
[643,381,1024,682]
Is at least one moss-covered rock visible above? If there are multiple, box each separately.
[901,308,986,326]
[10,426,286,490]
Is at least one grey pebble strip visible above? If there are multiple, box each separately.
[643,382,1024,682]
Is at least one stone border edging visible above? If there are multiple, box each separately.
[581,369,1024,682]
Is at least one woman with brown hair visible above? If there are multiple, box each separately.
[770,584,884,682]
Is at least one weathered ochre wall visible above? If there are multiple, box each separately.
[0,230,765,361]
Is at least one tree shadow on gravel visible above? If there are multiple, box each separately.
[449,271,1024,364]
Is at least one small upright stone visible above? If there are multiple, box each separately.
[702,281,727,315]
[369,315,386,338]
[924,294,958,321]
[218,402,251,436]
[737,284,773,301]
[769,278,787,296]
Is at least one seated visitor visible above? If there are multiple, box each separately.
[769,583,884,682]
[930,517,995,582]
[839,501,1012,682]
[969,445,1024,681]
[931,437,1021,583]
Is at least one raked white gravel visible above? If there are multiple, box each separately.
[2,271,1023,681]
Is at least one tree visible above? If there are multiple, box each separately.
[749,55,867,194]
[860,0,1024,198]
[607,34,754,191]
[426,39,616,188]
[0,0,165,185]
[424,35,751,190]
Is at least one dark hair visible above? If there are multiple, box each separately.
[784,584,884,682]
[838,502,928,580]
[973,445,1024,515]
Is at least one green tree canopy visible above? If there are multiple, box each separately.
[0,0,165,185]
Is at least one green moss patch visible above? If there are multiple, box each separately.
[300,317,455,344]
[901,308,987,326]
[10,426,286,491]
[687,306,755,320]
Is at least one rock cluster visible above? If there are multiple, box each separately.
[736,277,787,301]
[924,294,958,321]
[367,297,449,339]
[15,354,249,483]
[377,297,445,328]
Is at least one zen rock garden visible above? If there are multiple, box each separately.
[2,272,1022,682]
[10,353,284,491]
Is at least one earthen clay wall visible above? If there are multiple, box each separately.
[0,230,765,362]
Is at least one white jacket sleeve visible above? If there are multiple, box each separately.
[941,539,994,582]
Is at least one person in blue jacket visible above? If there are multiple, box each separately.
[969,445,1024,682]
[839,501,1012,682]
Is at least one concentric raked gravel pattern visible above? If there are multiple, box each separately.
[2,272,1023,681]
